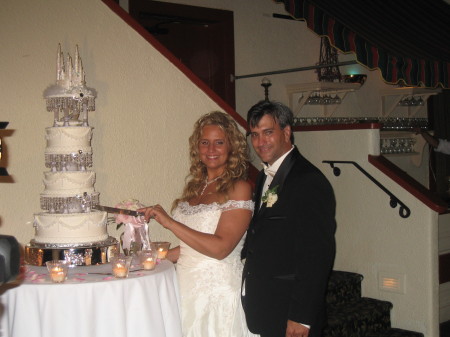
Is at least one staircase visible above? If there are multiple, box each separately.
[324,271,424,337]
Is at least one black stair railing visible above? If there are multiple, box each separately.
[323,160,411,218]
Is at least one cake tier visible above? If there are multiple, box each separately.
[45,126,92,155]
[34,211,108,244]
[43,171,95,195]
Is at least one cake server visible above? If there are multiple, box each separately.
[93,205,144,216]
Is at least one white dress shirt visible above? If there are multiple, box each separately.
[436,139,450,155]
[261,146,295,197]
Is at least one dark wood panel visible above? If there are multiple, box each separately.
[440,252,450,284]
[129,0,236,108]
[101,0,246,127]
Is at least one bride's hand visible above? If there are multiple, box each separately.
[139,204,173,228]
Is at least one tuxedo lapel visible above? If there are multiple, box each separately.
[254,147,300,219]
[268,147,300,195]
[253,171,266,212]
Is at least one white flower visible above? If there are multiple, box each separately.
[266,193,278,207]
[262,185,279,208]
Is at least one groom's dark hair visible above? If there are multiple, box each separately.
[246,100,294,143]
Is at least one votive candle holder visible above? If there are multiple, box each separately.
[46,260,69,283]
[150,242,171,259]
[138,249,158,270]
[110,255,132,278]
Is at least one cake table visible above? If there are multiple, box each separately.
[0,260,182,337]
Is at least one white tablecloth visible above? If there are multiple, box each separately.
[0,260,182,337]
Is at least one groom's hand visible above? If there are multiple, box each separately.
[286,320,309,337]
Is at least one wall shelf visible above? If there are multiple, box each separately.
[286,82,361,116]
[380,87,442,117]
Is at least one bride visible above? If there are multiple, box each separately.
[141,111,258,337]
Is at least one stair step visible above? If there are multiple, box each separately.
[365,328,424,337]
[323,297,393,337]
[327,270,364,306]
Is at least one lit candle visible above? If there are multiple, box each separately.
[142,257,156,270]
[151,242,171,259]
[50,267,66,283]
[157,247,168,259]
[85,255,91,266]
[112,263,128,278]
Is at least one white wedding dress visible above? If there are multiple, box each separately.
[173,200,259,337]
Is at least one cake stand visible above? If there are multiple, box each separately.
[24,236,119,266]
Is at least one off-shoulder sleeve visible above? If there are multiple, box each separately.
[220,200,255,213]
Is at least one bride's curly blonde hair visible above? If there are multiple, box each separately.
[173,111,249,208]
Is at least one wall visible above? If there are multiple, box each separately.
[297,128,440,336]
[0,0,224,245]
[439,213,450,322]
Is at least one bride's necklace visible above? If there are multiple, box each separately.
[200,175,222,196]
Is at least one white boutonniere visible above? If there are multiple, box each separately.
[262,185,279,207]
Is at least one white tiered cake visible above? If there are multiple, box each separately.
[25,45,117,266]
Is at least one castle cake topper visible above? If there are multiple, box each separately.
[44,44,97,127]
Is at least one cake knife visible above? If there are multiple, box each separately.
[93,205,144,217]
[87,269,147,275]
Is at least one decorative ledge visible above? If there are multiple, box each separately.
[380,87,442,117]
[286,82,361,116]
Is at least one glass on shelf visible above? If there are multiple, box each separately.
[380,137,416,154]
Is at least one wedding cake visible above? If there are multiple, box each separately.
[25,45,117,266]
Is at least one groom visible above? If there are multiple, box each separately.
[242,101,336,337]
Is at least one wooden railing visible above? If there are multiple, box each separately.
[323,159,412,218]
[369,155,448,214]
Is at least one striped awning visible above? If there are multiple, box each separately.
[275,0,450,89]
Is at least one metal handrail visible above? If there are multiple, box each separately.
[233,61,358,80]
[323,160,411,218]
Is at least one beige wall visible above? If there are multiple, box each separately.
[439,213,450,322]
[0,0,224,245]
[298,129,440,336]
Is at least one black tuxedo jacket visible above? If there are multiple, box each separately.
[242,147,336,337]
